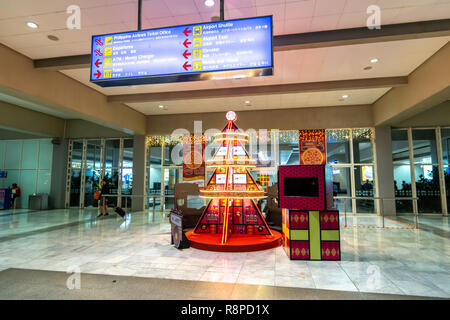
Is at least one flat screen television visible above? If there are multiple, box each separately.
[283,177,319,197]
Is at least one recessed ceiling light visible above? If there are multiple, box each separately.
[342,94,349,99]
[47,35,59,41]
[26,21,38,29]
[158,105,164,109]
[245,100,251,105]
[370,58,379,63]
[205,0,215,7]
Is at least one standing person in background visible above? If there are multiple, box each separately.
[11,183,21,209]
[97,178,110,218]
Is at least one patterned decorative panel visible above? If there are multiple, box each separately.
[321,241,340,260]
[291,241,310,260]
[290,211,309,229]
[278,165,326,211]
[282,209,341,261]
[320,211,339,230]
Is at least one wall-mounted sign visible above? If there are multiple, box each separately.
[183,135,205,184]
[90,16,273,87]
[299,130,326,165]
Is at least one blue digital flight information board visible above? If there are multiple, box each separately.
[90,16,273,87]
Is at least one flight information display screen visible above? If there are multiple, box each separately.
[90,16,273,86]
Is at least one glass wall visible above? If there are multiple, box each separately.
[391,129,413,213]
[391,127,449,215]
[145,136,183,211]
[326,129,376,214]
[67,138,133,209]
[145,128,376,214]
[0,139,53,208]
[278,131,299,165]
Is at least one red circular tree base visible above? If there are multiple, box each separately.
[185,229,282,252]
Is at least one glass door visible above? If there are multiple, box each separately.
[163,167,180,210]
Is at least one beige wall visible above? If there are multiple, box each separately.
[147,105,374,135]
[373,42,450,126]
[394,100,450,127]
[0,127,47,140]
[0,100,65,137]
[0,44,147,135]
[65,119,132,139]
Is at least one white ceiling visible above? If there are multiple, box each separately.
[1,0,449,59]
[60,36,450,95]
[0,0,449,116]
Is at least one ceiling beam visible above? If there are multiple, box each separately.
[33,54,91,70]
[33,19,450,70]
[107,77,408,103]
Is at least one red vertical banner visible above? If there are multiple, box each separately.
[183,134,205,182]
[299,129,326,165]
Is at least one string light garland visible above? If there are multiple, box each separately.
[146,129,374,149]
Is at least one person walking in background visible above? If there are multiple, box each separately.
[97,178,110,218]
[11,183,21,209]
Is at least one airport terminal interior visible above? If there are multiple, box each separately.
[0,0,449,300]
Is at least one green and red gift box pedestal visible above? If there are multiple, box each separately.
[282,209,341,260]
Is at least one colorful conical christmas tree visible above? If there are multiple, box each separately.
[193,111,273,245]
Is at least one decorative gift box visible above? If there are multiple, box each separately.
[282,209,340,260]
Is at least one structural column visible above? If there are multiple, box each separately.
[374,126,396,216]
[50,138,68,209]
[132,135,146,212]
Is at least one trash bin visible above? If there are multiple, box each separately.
[29,194,49,210]
[0,189,12,210]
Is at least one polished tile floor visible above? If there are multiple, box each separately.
[0,208,449,298]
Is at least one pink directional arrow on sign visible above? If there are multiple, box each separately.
[183,50,191,59]
[183,39,191,48]
[183,27,192,37]
[183,61,191,71]
[94,70,101,79]
[95,59,102,68]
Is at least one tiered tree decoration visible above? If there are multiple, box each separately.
[187,111,281,251]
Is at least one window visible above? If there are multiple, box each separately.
[278,131,299,165]
[250,130,275,167]
[0,139,53,208]
[441,128,450,164]
[354,165,375,213]
[67,137,134,209]
[71,140,83,169]
[327,128,376,214]
[331,167,352,213]
[393,165,413,213]
[144,128,376,215]
[392,129,410,164]
[391,127,449,215]
[353,129,374,163]
[326,129,350,164]
[412,129,438,164]
[445,166,450,212]
[86,140,102,169]
[145,136,182,211]
[122,139,134,168]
